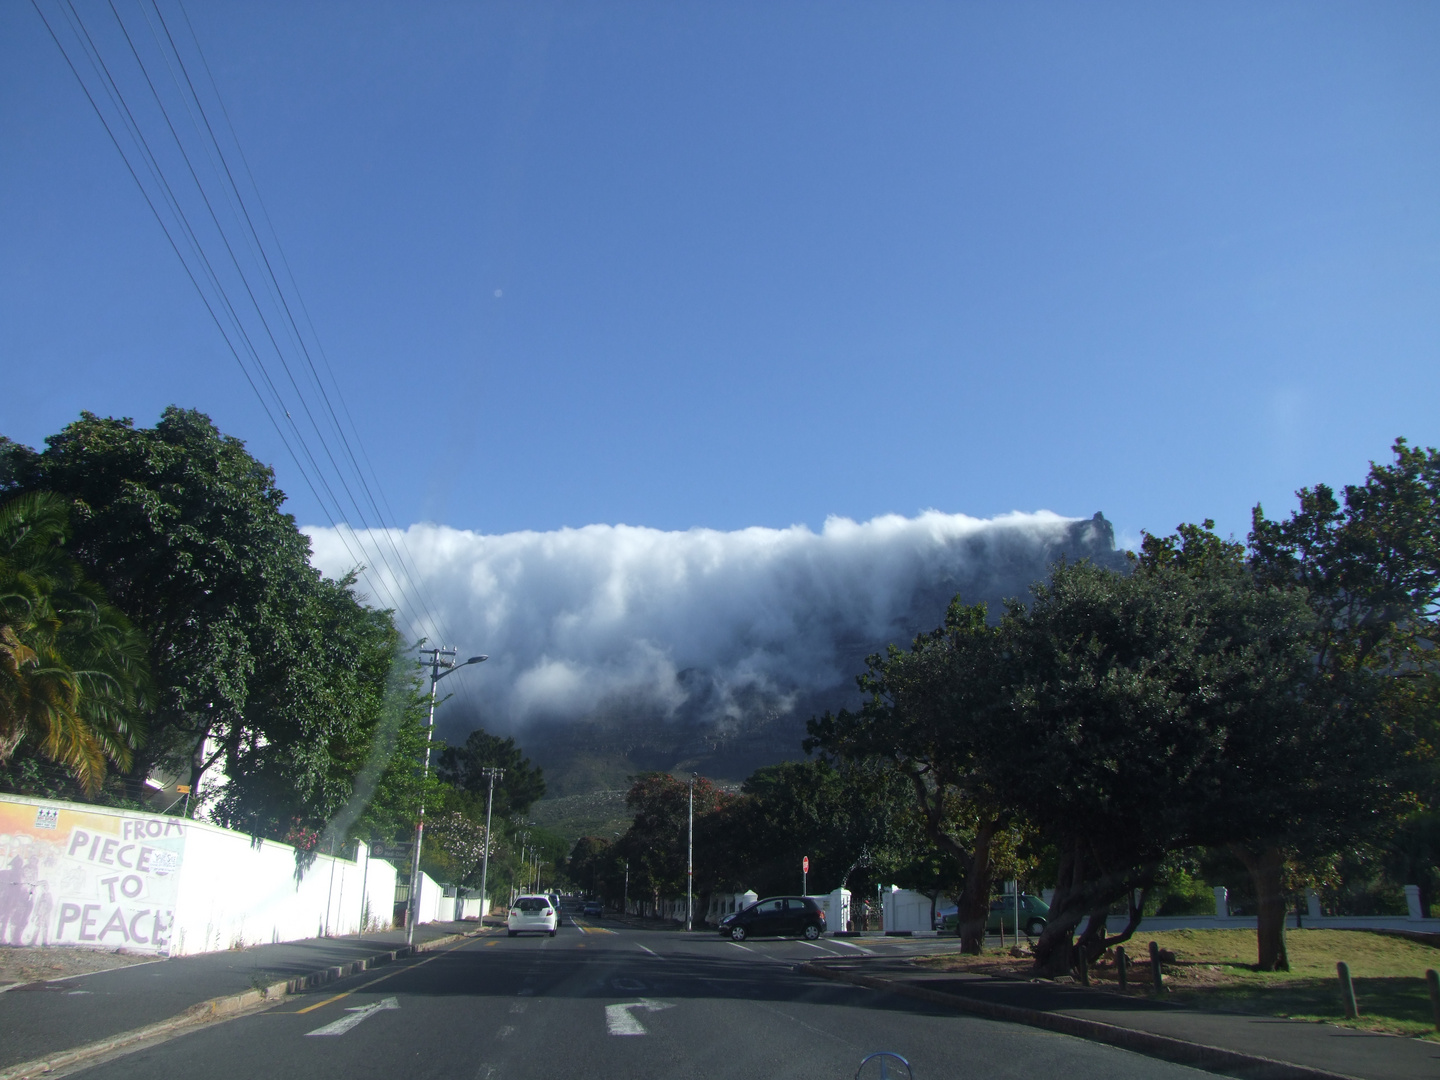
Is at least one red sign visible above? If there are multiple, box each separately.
[803,856,809,874]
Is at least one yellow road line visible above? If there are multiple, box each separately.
[573,921,616,935]
[292,936,473,1014]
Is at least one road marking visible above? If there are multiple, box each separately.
[605,999,674,1036]
[828,939,875,955]
[800,940,829,951]
[293,937,471,1014]
[304,996,399,1036]
[727,941,787,963]
[484,940,498,947]
[636,944,662,958]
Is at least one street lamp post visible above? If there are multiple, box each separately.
[686,773,696,931]
[478,766,503,924]
[406,649,487,945]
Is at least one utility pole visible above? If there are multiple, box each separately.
[623,859,629,916]
[406,647,487,945]
[478,766,503,923]
[686,774,696,931]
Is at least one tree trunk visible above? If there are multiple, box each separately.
[1234,844,1289,972]
[955,819,998,954]
[1032,843,1082,976]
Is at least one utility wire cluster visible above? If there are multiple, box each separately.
[29,0,479,708]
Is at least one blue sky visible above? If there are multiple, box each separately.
[4,1,1438,548]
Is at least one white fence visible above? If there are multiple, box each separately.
[0,793,435,956]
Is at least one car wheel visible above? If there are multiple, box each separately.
[731,925,747,941]
[804,924,821,940]
[1026,918,1045,937]
[550,929,557,937]
[508,930,516,937]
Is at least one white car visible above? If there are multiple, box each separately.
[508,894,558,937]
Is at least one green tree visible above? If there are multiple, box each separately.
[4,409,315,799]
[999,547,1340,975]
[207,571,412,842]
[5,410,445,850]
[0,491,150,795]
[436,728,547,818]
[614,773,730,911]
[807,598,1009,952]
[568,835,613,899]
[719,757,918,906]
[1241,441,1438,967]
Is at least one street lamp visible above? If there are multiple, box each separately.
[406,649,487,945]
[686,773,696,931]
[477,766,504,925]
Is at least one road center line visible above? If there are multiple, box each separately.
[636,944,662,958]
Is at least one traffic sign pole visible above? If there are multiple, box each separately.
[803,855,809,896]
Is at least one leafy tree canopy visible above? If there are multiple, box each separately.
[436,727,546,818]
[0,491,150,794]
[3,409,436,850]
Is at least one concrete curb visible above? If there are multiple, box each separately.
[0,930,479,1080]
[798,961,1364,1080]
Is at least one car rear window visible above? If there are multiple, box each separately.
[517,897,549,912]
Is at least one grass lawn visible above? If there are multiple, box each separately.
[914,928,1440,1040]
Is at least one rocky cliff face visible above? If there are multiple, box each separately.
[434,512,1129,797]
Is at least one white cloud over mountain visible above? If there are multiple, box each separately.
[305,510,1124,739]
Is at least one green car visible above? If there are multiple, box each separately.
[937,894,1049,936]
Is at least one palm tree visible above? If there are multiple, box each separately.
[0,492,150,795]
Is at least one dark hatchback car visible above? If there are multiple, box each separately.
[718,896,825,941]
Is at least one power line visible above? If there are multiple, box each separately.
[41,0,416,628]
[31,0,481,699]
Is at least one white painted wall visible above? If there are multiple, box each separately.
[0,793,425,957]
[411,869,442,928]
[170,828,399,954]
[881,886,931,933]
[805,888,850,934]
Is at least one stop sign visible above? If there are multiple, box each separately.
[803,856,809,874]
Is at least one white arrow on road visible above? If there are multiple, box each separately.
[605,999,674,1036]
[305,996,400,1037]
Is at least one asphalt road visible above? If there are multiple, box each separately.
[69,918,1211,1080]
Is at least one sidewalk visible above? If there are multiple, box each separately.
[0,921,482,1076]
[802,957,1440,1080]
